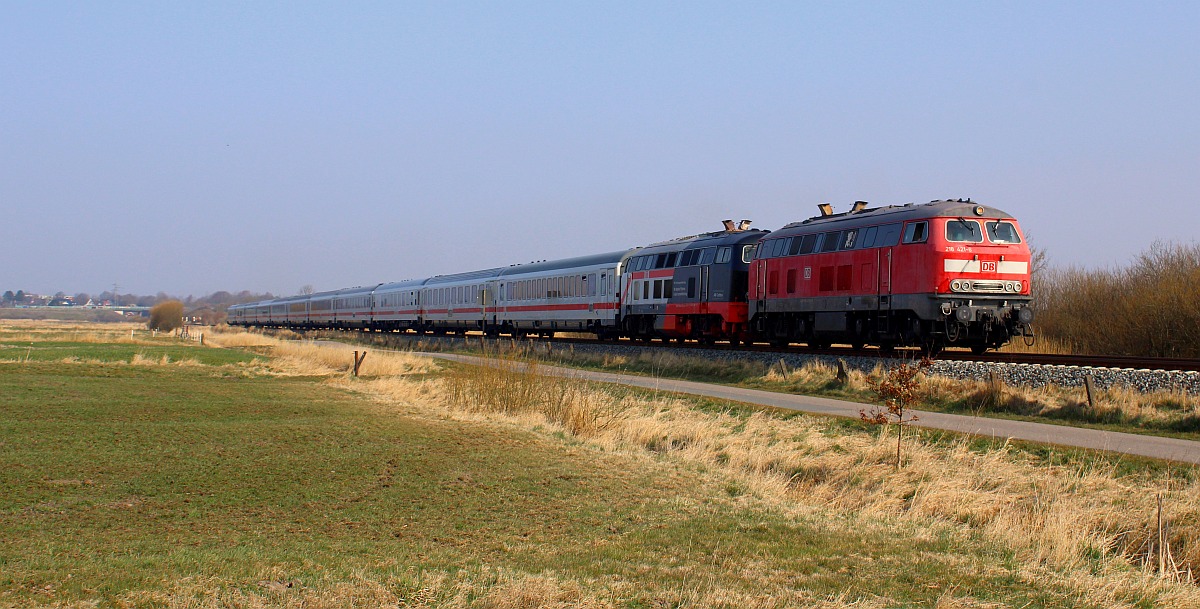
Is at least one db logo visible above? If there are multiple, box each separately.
[980,261,997,273]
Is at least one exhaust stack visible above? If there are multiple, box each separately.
[722,219,736,231]
[851,200,869,213]
[817,203,833,217]
[737,219,752,231]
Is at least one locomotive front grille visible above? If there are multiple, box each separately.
[969,280,1005,292]
[950,279,1022,293]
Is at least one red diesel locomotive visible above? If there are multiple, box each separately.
[748,199,1034,353]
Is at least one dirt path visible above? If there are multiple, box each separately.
[426,352,1200,465]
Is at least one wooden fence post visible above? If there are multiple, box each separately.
[1083,374,1097,409]
[353,350,367,376]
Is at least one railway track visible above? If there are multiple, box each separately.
[325,328,1200,373]
[502,334,1199,372]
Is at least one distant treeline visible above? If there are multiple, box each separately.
[1034,241,1200,358]
[0,290,275,325]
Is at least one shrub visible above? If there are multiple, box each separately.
[148,300,184,332]
[1035,241,1200,357]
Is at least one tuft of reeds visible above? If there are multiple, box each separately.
[441,355,617,437]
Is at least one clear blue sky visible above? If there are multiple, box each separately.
[3,1,1197,297]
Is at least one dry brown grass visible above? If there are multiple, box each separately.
[925,372,1200,431]
[103,565,907,609]
[0,319,157,344]
[205,329,434,378]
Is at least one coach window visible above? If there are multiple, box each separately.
[986,221,1022,244]
[820,231,841,253]
[642,281,650,300]
[946,219,983,243]
[665,253,678,267]
[903,221,928,244]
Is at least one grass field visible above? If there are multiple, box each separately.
[3,323,1199,607]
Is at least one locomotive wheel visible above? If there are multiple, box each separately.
[970,343,988,355]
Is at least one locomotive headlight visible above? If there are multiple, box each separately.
[951,280,962,291]
[1015,281,1023,292]
[1004,281,1015,293]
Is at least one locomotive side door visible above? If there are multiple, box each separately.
[877,248,893,332]
[753,259,767,313]
[701,266,710,303]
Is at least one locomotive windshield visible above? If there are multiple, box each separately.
[946,219,984,243]
[986,221,1022,244]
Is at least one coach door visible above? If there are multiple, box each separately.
[479,286,491,329]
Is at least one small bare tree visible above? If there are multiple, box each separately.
[298,285,315,295]
[860,357,931,469]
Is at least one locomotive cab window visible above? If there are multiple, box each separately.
[741,245,755,263]
[986,221,1022,244]
[788,236,804,256]
[798,234,818,255]
[945,219,983,243]
[841,230,858,250]
[772,238,789,257]
[716,247,731,263]
[820,231,841,253]
[902,221,928,244]
[861,226,878,248]
[698,247,716,265]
